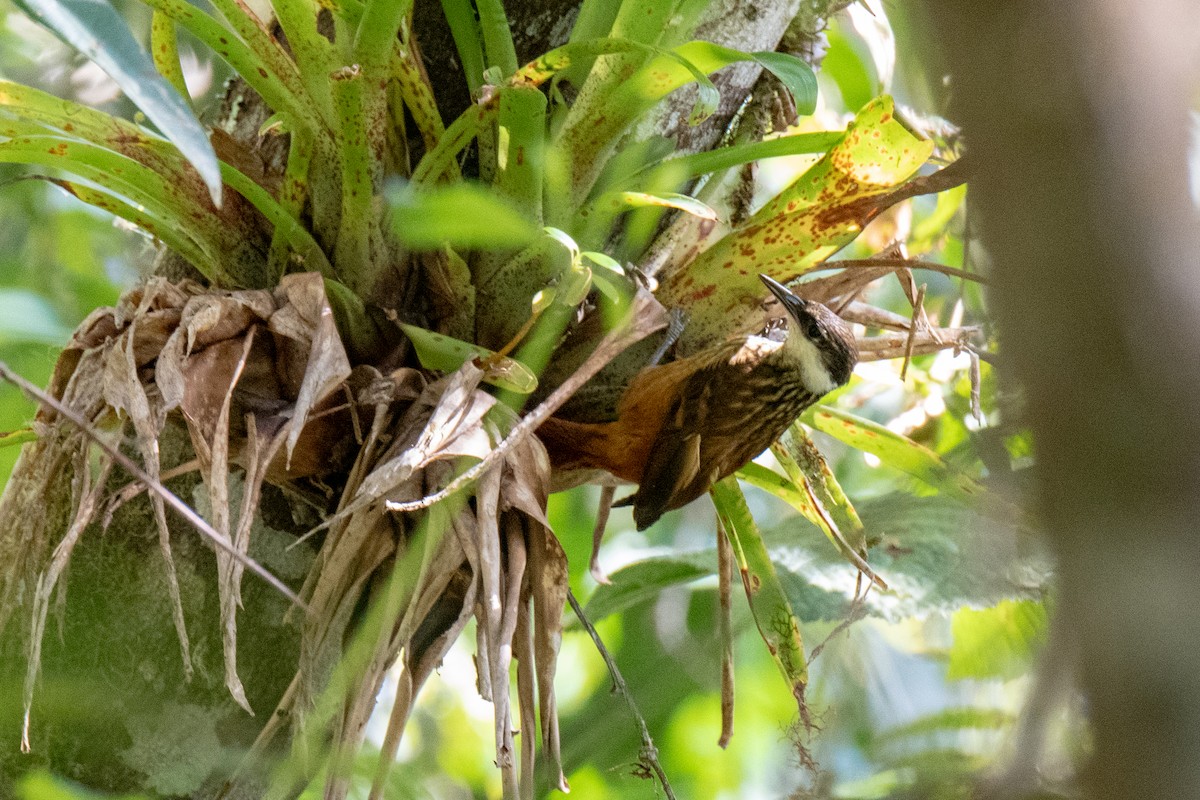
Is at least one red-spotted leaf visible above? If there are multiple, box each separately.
[658,96,934,353]
[12,0,221,204]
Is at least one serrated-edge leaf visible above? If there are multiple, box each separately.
[13,0,222,203]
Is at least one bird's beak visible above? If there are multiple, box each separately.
[759,274,809,320]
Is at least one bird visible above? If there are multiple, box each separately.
[538,274,858,530]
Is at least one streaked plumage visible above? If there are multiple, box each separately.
[540,274,858,530]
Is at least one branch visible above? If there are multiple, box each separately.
[567,590,676,800]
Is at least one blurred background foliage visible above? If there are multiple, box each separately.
[0,1,1067,798]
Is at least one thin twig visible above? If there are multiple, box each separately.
[589,486,615,585]
[567,590,676,800]
[386,292,665,514]
[870,155,970,209]
[809,257,988,285]
[900,283,927,382]
[0,360,308,612]
[716,523,735,749]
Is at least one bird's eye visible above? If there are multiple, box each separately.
[806,321,821,339]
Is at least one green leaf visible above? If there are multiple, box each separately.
[802,404,985,503]
[439,0,486,95]
[579,489,1050,628]
[542,226,580,261]
[649,130,844,179]
[398,324,537,394]
[352,0,415,74]
[0,428,37,449]
[582,555,714,624]
[602,190,719,221]
[877,707,1017,743]
[0,136,237,281]
[149,12,188,100]
[48,179,217,275]
[388,182,541,249]
[475,0,518,77]
[658,96,934,352]
[750,50,818,115]
[17,769,150,799]
[139,0,314,134]
[492,85,547,222]
[711,476,810,709]
[948,599,1048,681]
[12,0,221,203]
[763,492,1052,621]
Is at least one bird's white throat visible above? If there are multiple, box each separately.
[783,328,837,395]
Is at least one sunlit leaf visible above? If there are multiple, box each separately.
[651,130,844,179]
[399,324,537,394]
[948,599,1048,681]
[389,183,541,249]
[12,0,221,203]
[802,404,985,503]
[766,492,1051,621]
[658,96,934,352]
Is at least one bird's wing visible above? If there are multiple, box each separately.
[631,362,721,530]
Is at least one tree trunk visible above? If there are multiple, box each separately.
[924,3,1200,798]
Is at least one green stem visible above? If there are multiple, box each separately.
[331,68,374,281]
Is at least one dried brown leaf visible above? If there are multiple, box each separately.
[527,520,569,792]
[205,332,256,714]
[269,274,352,467]
[337,364,492,522]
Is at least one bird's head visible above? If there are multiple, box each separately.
[759,274,858,394]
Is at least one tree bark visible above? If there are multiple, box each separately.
[923,3,1200,797]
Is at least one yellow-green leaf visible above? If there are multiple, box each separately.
[399,324,537,394]
[659,96,934,353]
[710,476,809,711]
[802,404,984,503]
